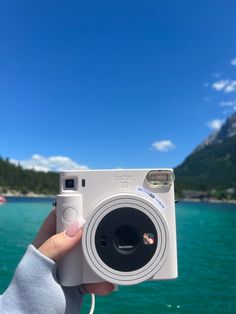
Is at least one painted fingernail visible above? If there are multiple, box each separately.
[65,218,86,238]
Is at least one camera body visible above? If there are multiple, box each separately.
[56,169,178,286]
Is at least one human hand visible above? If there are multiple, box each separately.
[33,208,115,295]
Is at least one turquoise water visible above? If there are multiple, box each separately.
[0,199,235,313]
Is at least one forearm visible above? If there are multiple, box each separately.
[0,245,83,314]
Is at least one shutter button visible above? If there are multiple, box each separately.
[63,207,77,222]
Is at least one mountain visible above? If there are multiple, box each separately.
[175,112,236,199]
[194,112,236,152]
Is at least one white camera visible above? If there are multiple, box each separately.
[56,169,178,286]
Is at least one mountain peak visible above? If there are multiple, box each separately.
[195,112,236,152]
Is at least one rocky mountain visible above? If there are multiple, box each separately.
[175,112,236,199]
[194,112,236,152]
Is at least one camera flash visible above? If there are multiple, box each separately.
[146,170,174,188]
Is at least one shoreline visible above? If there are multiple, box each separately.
[3,192,56,199]
[179,198,236,204]
[2,193,236,204]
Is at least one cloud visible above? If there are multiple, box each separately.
[225,81,236,93]
[220,100,236,107]
[206,119,224,131]
[152,140,176,152]
[212,80,236,93]
[230,58,236,66]
[221,101,236,115]
[212,80,228,91]
[10,154,88,172]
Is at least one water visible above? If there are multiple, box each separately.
[0,199,235,313]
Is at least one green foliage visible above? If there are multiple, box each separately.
[174,135,236,198]
[0,157,58,195]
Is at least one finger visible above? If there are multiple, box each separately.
[82,282,115,296]
[38,219,84,261]
[39,208,57,234]
[33,209,56,248]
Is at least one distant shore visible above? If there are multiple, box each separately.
[2,191,236,204]
[2,191,56,198]
[179,198,236,204]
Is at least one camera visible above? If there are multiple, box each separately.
[56,169,178,286]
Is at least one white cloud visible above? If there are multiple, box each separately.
[230,58,236,66]
[152,140,176,152]
[225,81,236,93]
[220,100,236,107]
[206,119,224,131]
[212,80,236,93]
[212,80,228,91]
[10,154,88,172]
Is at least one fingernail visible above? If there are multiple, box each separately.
[65,218,86,238]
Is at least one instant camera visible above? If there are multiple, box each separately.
[56,169,178,286]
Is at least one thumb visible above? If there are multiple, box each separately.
[38,219,85,262]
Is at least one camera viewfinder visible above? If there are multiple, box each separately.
[65,179,75,189]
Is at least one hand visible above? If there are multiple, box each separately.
[33,208,115,295]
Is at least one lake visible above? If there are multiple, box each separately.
[0,198,235,313]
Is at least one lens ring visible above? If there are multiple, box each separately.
[94,208,158,272]
[82,194,169,285]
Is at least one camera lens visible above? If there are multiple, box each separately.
[65,179,75,189]
[113,225,139,254]
[95,207,157,272]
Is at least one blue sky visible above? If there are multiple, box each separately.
[0,0,236,171]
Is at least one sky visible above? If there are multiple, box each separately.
[0,0,236,172]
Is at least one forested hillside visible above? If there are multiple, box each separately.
[175,135,236,199]
[0,157,58,195]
